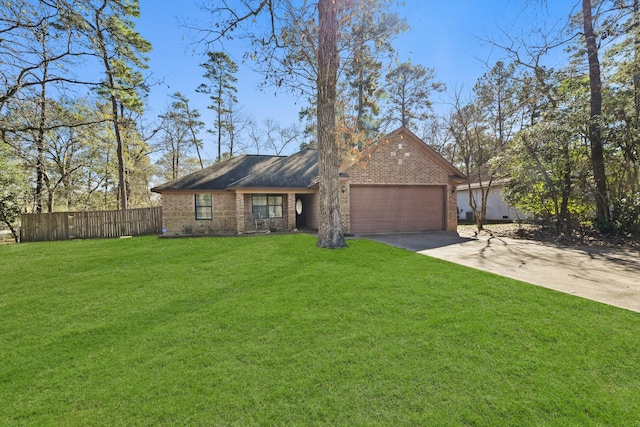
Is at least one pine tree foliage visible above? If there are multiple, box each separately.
[196,52,238,162]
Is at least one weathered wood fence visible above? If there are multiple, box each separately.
[20,207,162,242]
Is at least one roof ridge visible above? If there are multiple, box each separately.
[226,155,289,187]
[227,149,319,189]
[151,154,283,192]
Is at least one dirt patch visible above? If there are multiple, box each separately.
[458,223,640,251]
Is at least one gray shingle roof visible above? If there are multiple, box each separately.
[151,127,465,193]
[150,154,283,192]
[229,149,318,189]
[151,150,319,192]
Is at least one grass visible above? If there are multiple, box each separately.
[1,234,639,426]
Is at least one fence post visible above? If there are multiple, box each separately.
[19,207,162,242]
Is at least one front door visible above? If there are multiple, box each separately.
[295,196,306,229]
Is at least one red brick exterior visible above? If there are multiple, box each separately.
[340,129,460,232]
[160,191,237,236]
[160,191,299,235]
[158,129,462,236]
[240,193,293,233]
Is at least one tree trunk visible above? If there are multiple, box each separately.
[187,103,204,168]
[109,85,128,210]
[172,139,178,179]
[316,0,347,249]
[631,0,640,193]
[217,76,223,162]
[95,2,128,210]
[35,83,46,214]
[634,0,640,126]
[47,183,55,213]
[560,142,572,231]
[582,0,609,226]
[467,174,490,232]
[357,66,364,131]
[401,85,407,127]
[1,211,19,243]
[103,151,110,210]
[35,27,48,214]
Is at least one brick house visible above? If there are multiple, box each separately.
[151,127,465,235]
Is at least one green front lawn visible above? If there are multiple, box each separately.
[1,234,638,426]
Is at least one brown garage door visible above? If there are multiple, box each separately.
[350,185,445,233]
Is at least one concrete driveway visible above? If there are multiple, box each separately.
[360,231,640,313]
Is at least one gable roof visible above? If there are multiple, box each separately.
[342,126,466,180]
[151,127,466,193]
[150,154,283,192]
[229,149,318,189]
[396,127,466,179]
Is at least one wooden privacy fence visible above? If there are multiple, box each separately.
[20,207,162,242]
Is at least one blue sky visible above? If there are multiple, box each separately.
[136,0,576,149]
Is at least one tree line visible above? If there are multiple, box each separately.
[0,0,440,246]
[2,0,639,244]
[446,0,639,237]
[1,0,151,223]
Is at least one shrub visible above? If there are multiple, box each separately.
[611,191,640,236]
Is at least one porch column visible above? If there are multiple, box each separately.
[339,176,350,234]
[447,178,459,232]
[287,193,296,231]
[236,192,245,234]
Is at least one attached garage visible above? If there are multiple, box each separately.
[349,185,445,233]
[153,127,465,236]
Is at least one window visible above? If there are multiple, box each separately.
[252,194,283,219]
[195,194,212,220]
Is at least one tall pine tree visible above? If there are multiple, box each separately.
[85,0,151,210]
[196,52,238,163]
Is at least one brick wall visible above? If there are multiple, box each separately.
[160,130,461,235]
[448,179,460,232]
[338,177,350,234]
[342,130,459,232]
[345,132,450,185]
[161,191,296,235]
[241,193,291,233]
[161,191,237,235]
